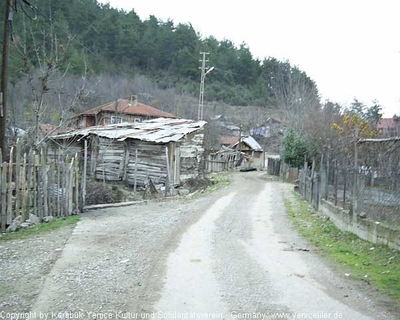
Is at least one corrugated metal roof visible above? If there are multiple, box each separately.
[51,118,206,144]
[232,135,263,152]
[243,136,263,151]
[218,135,263,151]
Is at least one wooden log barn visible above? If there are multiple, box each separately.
[47,118,206,190]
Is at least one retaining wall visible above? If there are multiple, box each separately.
[320,199,400,251]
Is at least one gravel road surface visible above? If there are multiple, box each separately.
[0,172,398,320]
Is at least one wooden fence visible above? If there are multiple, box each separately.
[0,142,83,231]
[267,157,280,176]
[298,167,319,210]
[205,152,238,173]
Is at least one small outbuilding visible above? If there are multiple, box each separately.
[48,118,206,189]
[205,135,264,172]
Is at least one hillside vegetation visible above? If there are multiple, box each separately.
[1,0,320,133]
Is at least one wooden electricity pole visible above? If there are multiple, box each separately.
[0,0,12,156]
[198,52,209,121]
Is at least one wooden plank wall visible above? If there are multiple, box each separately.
[0,142,82,231]
[48,128,205,191]
[95,137,125,181]
[126,141,169,188]
[205,152,237,173]
[47,139,82,162]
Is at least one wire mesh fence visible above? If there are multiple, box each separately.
[323,137,400,226]
[357,139,400,224]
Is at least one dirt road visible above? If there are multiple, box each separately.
[1,172,398,319]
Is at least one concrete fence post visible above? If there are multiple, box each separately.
[353,173,365,216]
[357,174,365,215]
[319,152,328,202]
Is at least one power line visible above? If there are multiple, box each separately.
[13,0,98,56]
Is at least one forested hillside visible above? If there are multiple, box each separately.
[1,0,321,133]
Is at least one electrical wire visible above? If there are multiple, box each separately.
[19,0,37,20]
[9,0,97,56]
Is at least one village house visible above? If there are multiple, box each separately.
[205,135,264,172]
[75,96,176,128]
[209,115,241,135]
[377,117,399,137]
[48,118,205,190]
[250,117,286,138]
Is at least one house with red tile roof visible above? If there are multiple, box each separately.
[76,97,177,128]
[377,117,399,137]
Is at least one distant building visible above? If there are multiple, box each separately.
[75,97,176,128]
[217,135,264,167]
[209,114,241,136]
[377,117,399,137]
[250,117,286,138]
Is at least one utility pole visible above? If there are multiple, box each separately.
[197,52,215,121]
[0,0,12,156]
[198,52,208,120]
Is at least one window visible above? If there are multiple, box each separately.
[78,117,85,127]
[134,117,141,123]
[110,116,123,124]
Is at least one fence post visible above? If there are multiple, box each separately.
[302,161,307,198]
[74,153,79,212]
[353,173,365,216]
[27,151,34,219]
[14,140,21,217]
[36,151,44,220]
[21,153,27,220]
[310,158,316,203]
[313,172,319,209]
[352,126,359,215]
[301,169,305,197]
[68,157,74,215]
[57,152,62,217]
[41,148,49,218]
[319,152,328,201]
[1,163,7,231]
[7,147,14,223]
[80,139,87,212]
[48,161,55,217]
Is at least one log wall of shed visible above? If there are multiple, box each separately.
[180,132,204,180]
[95,137,125,181]
[126,141,169,187]
[47,139,83,161]
[47,127,205,189]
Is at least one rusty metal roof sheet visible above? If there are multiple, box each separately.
[51,118,206,144]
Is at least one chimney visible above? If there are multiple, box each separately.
[130,94,138,107]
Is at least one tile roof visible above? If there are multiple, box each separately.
[81,99,177,119]
[377,118,398,129]
[218,136,240,146]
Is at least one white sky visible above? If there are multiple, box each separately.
[99,0,400,117]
